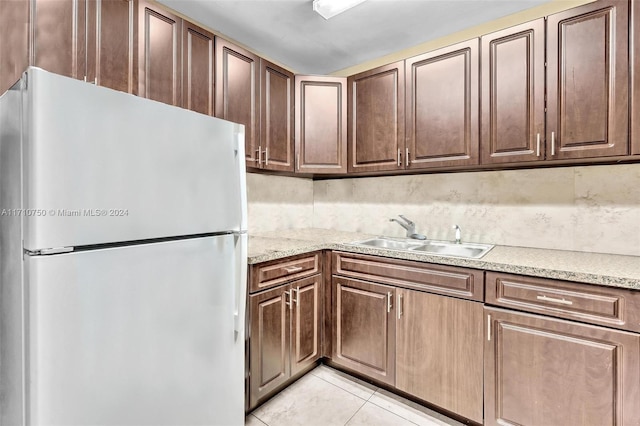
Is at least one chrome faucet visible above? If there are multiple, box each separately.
[452,225,461,244]
[390,215,426,240]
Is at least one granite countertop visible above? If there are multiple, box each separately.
[249,228,640,290]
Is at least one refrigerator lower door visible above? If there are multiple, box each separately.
[23,235,244,426]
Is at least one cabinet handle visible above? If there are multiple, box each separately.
[283,266,303,273]
[293,286,300,305]
[284,290,291,309]
[387,292,393,313]
[296,153,300,171]
[405,148,410,166]
[536,133,541,157]
[397,149,401,167]
[255,146,262,166]
[487,314,492,341]
[264,148,269,166]
[536,294,573,305]
[397,293,403,319]
[551,131,555,156]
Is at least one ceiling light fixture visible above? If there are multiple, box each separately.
[312,0,368,20]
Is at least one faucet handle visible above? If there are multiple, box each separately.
[398,215,414,226]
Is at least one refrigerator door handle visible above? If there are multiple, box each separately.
[233,233,248,336]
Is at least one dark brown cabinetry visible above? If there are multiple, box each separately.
[347,62,405,173]
[405,39,479,169]
[138,0,181,105]
[484,307,640,426]
[331,277,396,385]
[0,0,29,94]
[295,75,347,174]
[481,19,545,164]
[248,254,323,410]
[631,0,640,155]
[216,38,260,168]
[182,21,214,115]
[546,0,629,160]
[259,60,295,172]
[396,289,483,423]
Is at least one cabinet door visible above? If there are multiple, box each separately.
[260,60,294,171]
[215,38,260,168]
[182,21,214,115]
[405,39,479,169]
[396,289,483,423]
[484,307,640,426]
[481,20,545,164]
[86,0,137,94]
[32,0,86,80]
[138,0,181,106]
[348,61,405,172]
[290,274,322,375]
[295,75,347,174]
[332,277,395,385]
[0,0,29,94]
[632,0,640,155]
[249,285,291,409]
[546,0,628,160]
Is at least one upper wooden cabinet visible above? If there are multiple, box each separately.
[405,39,479,169]
[631,0,640,155]
[481,19,545,164]
[546,0,629,159]
[216,38,260,168]
[182,21,214,116]
[348,62,405,173]
[0,0,29,93]
[259,60,295,172]
[295,75,348,174]
[484,307,640,426]
[138,0,181,105]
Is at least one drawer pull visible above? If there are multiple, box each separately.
[283,266,303,273]
[536,294,573,305]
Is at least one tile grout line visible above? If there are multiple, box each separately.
[342,399,368,426]
[312,371,378,402]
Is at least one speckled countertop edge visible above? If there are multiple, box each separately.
[248,229,640,291]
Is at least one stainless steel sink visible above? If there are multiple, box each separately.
[410,241,493,259]
[348,237,494,259]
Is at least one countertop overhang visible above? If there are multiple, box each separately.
[249,228,640,290]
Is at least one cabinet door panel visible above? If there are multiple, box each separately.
[484,307,640,426]
[406,39,479,169]
[261,60,294,171]
[481,19,544,164]
[396,289,483,423]
[547,0,628,159]
[332,277,395,385]
[138,0,181,106]
[182,22,214,115]
[348,61,405,172]
[32,0,86,79]
[215,39,259,168]
[295,76,347,174]
[87,0,137,94]
[249,285,290,409]
[291,275,321,375]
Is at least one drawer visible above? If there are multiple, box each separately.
[250,252,322,293]
[486,272,640,333]
[332,251,484,301]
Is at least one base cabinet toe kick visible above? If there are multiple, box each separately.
[247,251,640,425]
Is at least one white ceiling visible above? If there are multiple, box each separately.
[158,0,551,75]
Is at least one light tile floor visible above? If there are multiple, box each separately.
[246,365,465,426]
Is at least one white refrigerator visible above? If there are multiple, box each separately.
[0,67,247,425]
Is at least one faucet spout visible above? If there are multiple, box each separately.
[390,215,426,240]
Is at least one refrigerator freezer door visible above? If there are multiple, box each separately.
[24,235,244,425]
[20,68,246,252]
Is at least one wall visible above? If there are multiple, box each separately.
[312,164,640,257]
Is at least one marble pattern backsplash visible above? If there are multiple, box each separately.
[247,163,640,256]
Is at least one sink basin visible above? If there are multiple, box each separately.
[348,237,494,259]
[410,241,493,259]
[351,237,425,250]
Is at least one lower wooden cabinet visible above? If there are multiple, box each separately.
[248,274,321,409]
[484,307,640,426]
[331,277,396,385]
[396,288,483,423]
